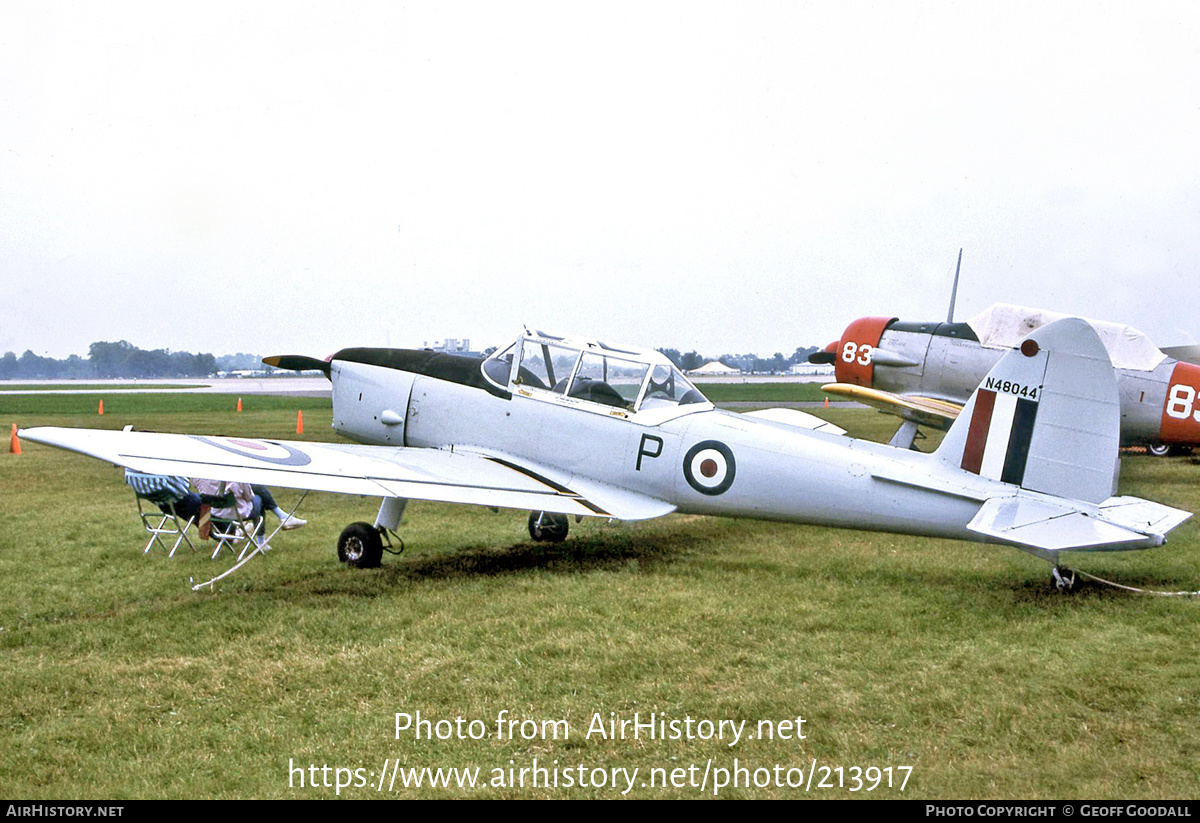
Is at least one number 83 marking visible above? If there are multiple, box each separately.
[1166,383,1200,422]
[841,342,874,366]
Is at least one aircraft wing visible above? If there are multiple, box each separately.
[18,427,675,521]
[822,383,961,431]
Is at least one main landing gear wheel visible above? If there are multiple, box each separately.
[1052,565,1077,593]
[1148,443,1171,457]
[338,522,384,568]
[528,511,569,543]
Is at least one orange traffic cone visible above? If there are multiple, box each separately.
[98,399,104,415]
[296,410,304,434]
[237,397,243,412]
[824,398,829,409]
[10,424,20,455]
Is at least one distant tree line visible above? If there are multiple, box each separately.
[657,346,819,374]
[0,341,263,380]
[479,345,822,375]
[1,340,824,380]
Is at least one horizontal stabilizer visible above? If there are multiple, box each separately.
[1097,496,1194,538]
[967,494,1190,556]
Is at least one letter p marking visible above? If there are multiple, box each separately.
[637,434,664,471]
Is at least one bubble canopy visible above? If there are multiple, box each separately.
[483,329,710,415]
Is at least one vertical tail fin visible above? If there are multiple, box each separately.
[936,317,1120,503]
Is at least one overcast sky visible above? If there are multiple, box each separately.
[3,1,1198,361]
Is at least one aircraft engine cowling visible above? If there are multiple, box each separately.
[830,316,897,387]
[331,360,417,446]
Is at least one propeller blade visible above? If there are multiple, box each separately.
[263,355,332,377]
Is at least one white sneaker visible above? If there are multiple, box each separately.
[280,515,308,531]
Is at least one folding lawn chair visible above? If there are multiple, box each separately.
[190,485,309,591]
[205,506,266,562]
[125,469,200,558]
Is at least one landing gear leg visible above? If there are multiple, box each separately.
[375,497,407,532]
[1052,565,1077,593]
[373,497,407,556]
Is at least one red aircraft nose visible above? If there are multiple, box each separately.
[831,316,896,386]
[1159,361,1200,446]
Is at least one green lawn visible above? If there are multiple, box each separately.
[695,381,830,403]
[1,393,1198,798]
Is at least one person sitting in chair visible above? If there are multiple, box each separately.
[124,469,203,519]
[194,479,307,538]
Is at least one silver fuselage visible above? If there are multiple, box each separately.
[332,358,985,541]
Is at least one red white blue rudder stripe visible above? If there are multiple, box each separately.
[960,388,1041,485]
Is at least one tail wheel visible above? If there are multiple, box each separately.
[338,522,383,568]
[528,511,569,543]
[1052,566,1077,593]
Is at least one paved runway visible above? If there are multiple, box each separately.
[0,377,331,396]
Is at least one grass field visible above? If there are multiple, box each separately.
[2,393,1199,799]
[693,381,829,403]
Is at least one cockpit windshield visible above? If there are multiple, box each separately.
[482,334,708,414]
[639,362,707,409]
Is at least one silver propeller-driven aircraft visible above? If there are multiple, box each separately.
[20,320,1192,591]
[812,303,1200,456]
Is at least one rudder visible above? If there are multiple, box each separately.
[936,317,1120,503]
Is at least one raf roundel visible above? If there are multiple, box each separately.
[683,440,736,496]
[194,436,313,467]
